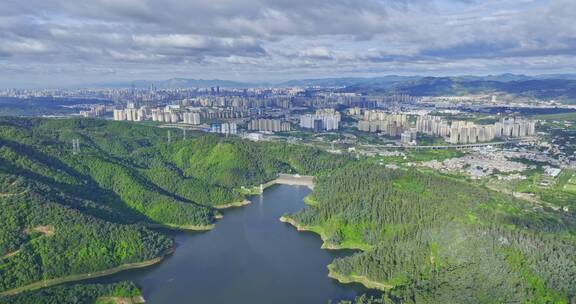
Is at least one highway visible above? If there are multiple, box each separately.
[358,138,537,150]
[156,122,537,151]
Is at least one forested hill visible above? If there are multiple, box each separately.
[3,116,574,303]
[0,117,348,298]
[288,163,576,303]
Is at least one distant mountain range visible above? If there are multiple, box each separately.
[94,73,576,89]
[92,74,576,103]
[341,76,576,102]
[275,75,422,88]
[287,74,576,103]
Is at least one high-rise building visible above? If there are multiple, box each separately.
[417,115,534,144]
[125,108,138,121]
[230,122,237,135]
[357,111,408,137]
[299,109,341,131]
[221,123,229,134]
[495,118,536,138]
[358,120,370,132]
[136,108,147,121]
[313,119,323,133]
[113,109,126,121]
[449,126,459,144]
[183,112,201,125]
[248,119,290,132]
[400,130,417,145]
[170,112,179,123]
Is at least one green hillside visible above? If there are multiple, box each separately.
[0,281,142,304]
[286,163,576,303]
[0,173,172,294]
[0,117,348,299]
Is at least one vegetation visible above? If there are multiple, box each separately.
[287,163,576,303]
[372,149,464,166]
[0,174,172,293]
[0,281,141,304]
[2,116,574,303]
[0,116,348,297]
[511,168,576,211]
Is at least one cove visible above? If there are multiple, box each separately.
[90,184,375,303]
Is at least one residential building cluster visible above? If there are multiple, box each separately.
[150,108,179,123]
[248,119,291,133]
[416,115,451,137]
[182,112,201,125]
[113,103,203,125]
[80,104,108,118]
[357,111,409,137]
[400,130,418,145]
[494,118,537,138]
[183,95,292,110]
[210,122,238,135]
[299,109,341,131]
[200,109,248,120]
[113,107,146,121]
[416,116,536,144]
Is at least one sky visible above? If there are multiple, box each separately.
[1,0,575,87]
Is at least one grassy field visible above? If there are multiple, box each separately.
[406,149,464,162]
[491,168,576,210]
[529,111,576,121]
[374,149,464,165]
[562,170,576,194]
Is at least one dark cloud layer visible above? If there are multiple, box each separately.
[0,0,574,87]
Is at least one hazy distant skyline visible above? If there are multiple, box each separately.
[1,0,575,87]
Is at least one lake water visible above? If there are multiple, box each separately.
[94,184,374,303]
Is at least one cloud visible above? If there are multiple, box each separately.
[0,0,574,86]
[0,39,49,54]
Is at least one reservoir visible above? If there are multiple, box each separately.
[94,184,373,303]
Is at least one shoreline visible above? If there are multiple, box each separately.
[279,216,332,247]
[1,179,314,297]
[0,248,175,296]
[95,296,146,304]
[279,216,367,250]
[213,199,251,209]
[151,223,215,231]
[327,265,393,291]
[280,215,387,291]
[279,216,342,250]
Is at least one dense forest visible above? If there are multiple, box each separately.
[0,117,348,300]
[0,174,171,293]
[288,162,576,303]
[0,281,141,304]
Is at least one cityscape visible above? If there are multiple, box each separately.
[1,0,576,304]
